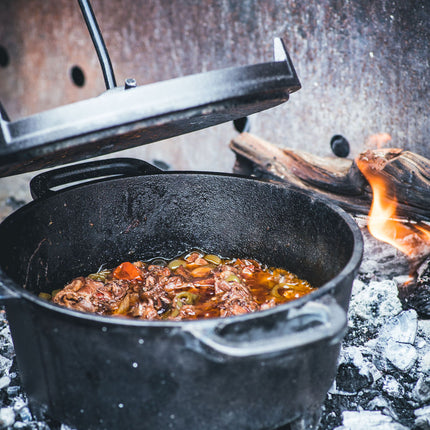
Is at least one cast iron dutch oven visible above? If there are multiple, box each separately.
[0,158,363,430]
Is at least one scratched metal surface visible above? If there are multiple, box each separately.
[0,0,429,178]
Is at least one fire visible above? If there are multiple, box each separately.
[357,149,430,259]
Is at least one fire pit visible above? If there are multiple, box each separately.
[0,1,429,429]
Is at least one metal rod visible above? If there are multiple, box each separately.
[0,101,10,122]
[77,0,117,90]
[0,101,10,145]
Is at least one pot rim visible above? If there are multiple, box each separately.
[0,171,363,328]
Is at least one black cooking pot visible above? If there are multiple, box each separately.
[0,158,362,430]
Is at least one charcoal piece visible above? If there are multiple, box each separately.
[400,257,430,318]
[0,354,12,377]
[367,396,400,421]
[348,279,403,329]
[398,284,430,318]
[17,406,32,423]
[376,339,418,372]
[413,375,430,404]
[336,363,371,393]
[382,375,405,398]
[338,346,383,385]
[378,310,418,346]
[319,410,341,430]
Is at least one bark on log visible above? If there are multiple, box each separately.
[230,132,430,222]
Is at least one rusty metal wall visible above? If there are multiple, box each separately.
[0,0,429,175]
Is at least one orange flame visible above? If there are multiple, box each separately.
[357,151,430,259]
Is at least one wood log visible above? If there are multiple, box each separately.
[398,255,430,317]
[230,132,430,222]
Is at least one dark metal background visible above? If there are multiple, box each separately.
[0,0,429,172]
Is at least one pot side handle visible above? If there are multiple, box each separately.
[29,158,163,200]
[186,299,346,360]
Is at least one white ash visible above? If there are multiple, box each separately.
[347,279,403,331]
[415,405,430,430]
[334,410,410,430]
[0,408,15,428]
[378,309,418,345]
[319,226,430,430]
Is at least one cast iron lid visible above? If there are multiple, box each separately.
[0,37,301,178]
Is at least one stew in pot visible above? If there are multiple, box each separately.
[42,251,316,320]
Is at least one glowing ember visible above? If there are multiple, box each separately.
[357,149,430,259]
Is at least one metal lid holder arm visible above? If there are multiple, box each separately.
[77,0,117,90]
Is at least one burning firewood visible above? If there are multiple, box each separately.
[399,257,430,317]
[231,132,371,215]
[230,132,430,316]
[230,132,430,222]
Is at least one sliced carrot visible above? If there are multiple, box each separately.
[113,262,142,280]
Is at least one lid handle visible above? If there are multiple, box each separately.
[77,0,116,90]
